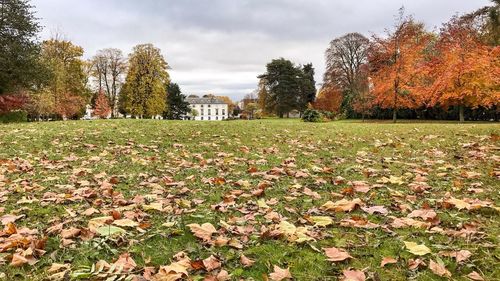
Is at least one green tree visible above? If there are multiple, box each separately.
[164,83,189,120]
[298,63,317,112]
[30,38,89,119]
[258,58,303,118]
[0,0,42,95]
[120,44,170,118]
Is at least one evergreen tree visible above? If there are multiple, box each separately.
[258,58,302,117]
[164,83,189,120]
[120,44,169,118]
[298,63,316,112]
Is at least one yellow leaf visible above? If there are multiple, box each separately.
[310,216,333,227]
[404,241,431,256]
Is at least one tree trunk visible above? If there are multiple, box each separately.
[459,105,465,123]
[392,109,397,123]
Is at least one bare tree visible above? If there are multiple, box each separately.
[91,48,127,117]
[324,32,370,116]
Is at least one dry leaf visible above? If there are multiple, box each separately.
[323,247,352,262]
[342,270,365,281]
[429,260,451,278]
[403,241,431,256]
[187,223,217,241]
[269,265,292,281]
[380,256,397,267]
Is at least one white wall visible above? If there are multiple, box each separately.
[188,103,228,121]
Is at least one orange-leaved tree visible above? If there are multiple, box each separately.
[93,90,111,118]
[369,9,433,122]
[313,85,342,115]
[424,16,500,122]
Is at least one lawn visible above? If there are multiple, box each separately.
[0,119,499,281]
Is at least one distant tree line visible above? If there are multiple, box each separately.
[0,0,202,121]
[313,4,499,122]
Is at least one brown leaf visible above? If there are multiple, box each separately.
[11,253,29,267]
[429,260,451,278]
[240,255,255,268]
[467,271,484,281]
[60,227,81,239]
[113,252,137,272]
[321,198,363,212]
[323,247,352,262]
[269,265,292,281]
[380,256,398,267]
[203,255,221,272]
[187,223,217,242]
[342,270,365,281]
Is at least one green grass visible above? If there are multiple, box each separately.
[0,119,499,280]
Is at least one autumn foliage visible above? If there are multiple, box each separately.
[93,90,111,118]
[423,16,500,121]
[368,18,433,121]
[313,86,342,114]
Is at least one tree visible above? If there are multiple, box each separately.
[298,63,316,112]
[93,90,111,118]
[31,38,89,119]
[164,83,190,120]
[313,85,342,114]
[369,8,433,122]
[464,0,500,46]
[216,96,235,117]
[245,103,259,119]
[324,33,370,116]
[90,48,127,117]
[0,0,42,95]
[190,108,199,120]
[424,16,500,122]
[120,44,170,118]
[258,58,303,117]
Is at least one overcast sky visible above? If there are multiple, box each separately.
[32,0,490,101]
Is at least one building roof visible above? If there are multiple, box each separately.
[186,97,227,104]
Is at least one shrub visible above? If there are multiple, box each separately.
[0,110,28,123]
[302,109,321,122]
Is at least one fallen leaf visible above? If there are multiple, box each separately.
[240,255,255,268]
[187,223,217,242]
[467,271,484,281]
[429,260,451,278]
[342,270,365,281]
[321,198,363,212]
[203,255,221,271]
[112,219,139,228]
[380,256,397,267]
[269,265,292,281]
[404,241,431,256]
[310,216,333,227]
[323,247,352,262]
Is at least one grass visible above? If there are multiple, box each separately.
[0,119,499,280]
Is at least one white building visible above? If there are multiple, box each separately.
[186,95,229,121]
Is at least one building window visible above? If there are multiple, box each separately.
[216,109,219,115]
[216,116,218,120]
[201,117,203,120]
[201,109,204,115]
[222,109,225,116]
[208,116,211,120]
[208,104,211,108]
[208,109,211,115]
[200,104,204,108]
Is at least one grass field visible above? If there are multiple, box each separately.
[0,119,499,281]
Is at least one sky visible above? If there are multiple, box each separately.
[32,0,491,101]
